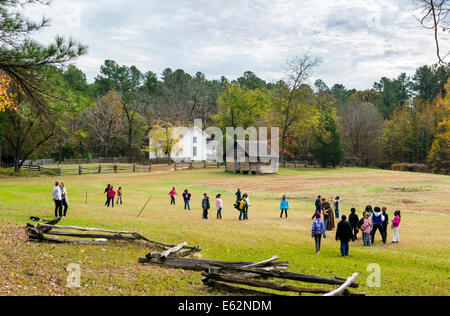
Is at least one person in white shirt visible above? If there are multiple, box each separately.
[59,181,69,218]
[52,181,62,218]
[244,194,251,220]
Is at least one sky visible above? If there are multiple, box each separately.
[24,0,447,90]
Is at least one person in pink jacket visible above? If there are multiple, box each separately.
[169,187,177,205]
[361,212,372,246]
[107,186,116,208]
[392,210,402,243]
[216,194,223,220]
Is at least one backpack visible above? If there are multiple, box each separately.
[234,201,240,210]
[358,218,365,229]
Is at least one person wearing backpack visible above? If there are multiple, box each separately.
[237,197,247,221]
[280,195,290,218]
[201,193,210,219]
[371,207,386,244]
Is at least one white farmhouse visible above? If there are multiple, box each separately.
[149,126,210,162]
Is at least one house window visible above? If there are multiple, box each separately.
[193,137,198,144]
[193,147,198,157]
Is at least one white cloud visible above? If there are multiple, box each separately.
[23,0,442,89]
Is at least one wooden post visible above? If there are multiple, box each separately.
[217,162,220,168]
[189,162,193,170]
[284,162,287,168]
[98,165,102,174]
[58,168,62,176]
[149,162,152,173]
[133,163,136,172]
[114,165,118,173]
[204,161,207,169]
[174,162,177,171]
[78,165,82,175]
[294,161,297,168]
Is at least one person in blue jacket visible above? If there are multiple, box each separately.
[280,195,290,218]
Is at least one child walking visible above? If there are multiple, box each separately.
[202,193,210,219]
[216,194,223,219]
[116,186,123,205]
[392,210,402,243]
[169,187,177,205]
[311,213,326,254]
[280,195,290,218]
[335,215,354,257]
[361,212,372,246]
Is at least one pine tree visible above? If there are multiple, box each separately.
[0,0,87,112]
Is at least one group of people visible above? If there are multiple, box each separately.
[168,187,251,221]
[104,184,123,208]
[312,196,403,256]
[52,180,69,218]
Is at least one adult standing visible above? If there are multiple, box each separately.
[335,215,354,257]
[52,181,62,218]
[107,186,116,208]
[202,193,210,219]
[371,207,386,244]
[311,213,326,254]
[59,181,69,218]
[313,195,322,219]
[183,190,192,211]
[322,199,335,231]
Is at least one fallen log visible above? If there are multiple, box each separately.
[160,242,188,259]
[324,273,361,296]
[45,231,138,241]
[214,266,359,288]
[138,256,286,271]
[202,271,331,295]
[203,279,282,296]
[242,256,279,269]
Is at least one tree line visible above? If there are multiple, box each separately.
[0,0,448,174]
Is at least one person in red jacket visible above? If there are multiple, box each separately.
[107,186,116,208]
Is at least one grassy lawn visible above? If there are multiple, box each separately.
[0,167,449,296]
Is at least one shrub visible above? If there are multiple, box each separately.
[391,163,429,173]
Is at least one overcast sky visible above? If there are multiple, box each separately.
[24,0,446,90]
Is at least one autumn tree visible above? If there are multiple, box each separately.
[213,83,269,130]
[275,54,321,162]
[85,91,124,157]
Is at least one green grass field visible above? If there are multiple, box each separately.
[0,167,449,296]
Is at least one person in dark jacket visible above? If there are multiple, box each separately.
[312,195,322,219]
[348,208,359,241]
[371,207,386,244]
[335,215,354,257]
[183,189,192,211]
[235,189,242,203]
[382,207,389,242]
[201,193,210,220]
